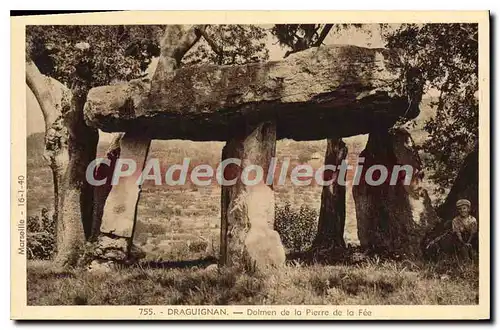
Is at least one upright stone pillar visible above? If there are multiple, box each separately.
[220,121,286,271]
[352,128,439,257]
[313,138,348,250]
[219,145,232,267]
[91,133,123,241]
[94,133,151,262]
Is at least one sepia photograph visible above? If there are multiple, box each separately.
[11,11,490,320]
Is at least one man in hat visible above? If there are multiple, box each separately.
[452,199,478,259]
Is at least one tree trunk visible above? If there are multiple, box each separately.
[313,138,348,249]
[26,61,70,221]
[52,90,99,267]
[421,144,479,259]
[437,144,479,221]
[151,25,204,93]
[26,60,98,267]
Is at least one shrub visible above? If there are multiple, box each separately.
[27,215,41,233]
[40,208,55,234]
[274,202,318,252]
[189,240,208,254]
[27,232,56,260]
[27,208,56,260]
[134,221,167,237]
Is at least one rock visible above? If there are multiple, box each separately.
[91,133,123,241]
[353,128,440,257]
[93,134,151,262]
[99,134,151,238]
[95,235,129,261]
[220,122,286,271]
[205,264,218,272]
[84,45,423,141]
[87,259,116,273]
[129,244,147,261]
[228,185,286,271]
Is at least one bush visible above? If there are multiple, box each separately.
[27,208,56,260]
[274,202,318,252]
[189,240,208,254]
[134,221,167,237]
[27,232,56,260]
[27,215,41,233]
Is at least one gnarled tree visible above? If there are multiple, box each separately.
[26,25,164,266]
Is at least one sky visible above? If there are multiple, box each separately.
[26,24,393,136]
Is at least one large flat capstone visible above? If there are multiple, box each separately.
[84,45,422,141]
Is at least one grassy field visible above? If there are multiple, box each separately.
[26,97,478,305]
[27,257,478,305]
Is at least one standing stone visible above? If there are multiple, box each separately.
[313,138,348,249]
[91,133,123,241]
[220,122,286,271]
[352,128,439,257]
[219,145,231,267]
[95,133,151,261]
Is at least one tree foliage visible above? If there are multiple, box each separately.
[26,25,164,92]
[383,24,478,193]
[271,24,363,57]
[182,25,269,65]
[275,203,318,252]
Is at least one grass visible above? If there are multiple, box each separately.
[27,257,478,305]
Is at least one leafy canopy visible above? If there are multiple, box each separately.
[271,24,364,57]
[27,25,164,90]
[383,24,478,192]
[183,25,269,65]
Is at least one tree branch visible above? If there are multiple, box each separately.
[283,24,333,58]
[195,27,224,63]
[26,60,69,129]
[152,25,206,87]
[313,24,334,47]
[459,25,478,43]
